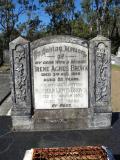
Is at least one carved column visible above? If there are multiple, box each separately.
[90,35,111,110]
[89,35,112,128]
[9,36,32,130]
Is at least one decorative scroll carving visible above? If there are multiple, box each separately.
[95,43,109,103]
[14,45,27,103]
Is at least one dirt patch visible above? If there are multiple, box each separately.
[112,68,120,112]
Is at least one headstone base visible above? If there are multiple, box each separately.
[12,111,112,131]
[12,116,33,131]
[32,109,112,131]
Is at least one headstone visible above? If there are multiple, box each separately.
[33,43,88,109]
[116,47,120,57]
[111,54,116,64]
[111,48,120,66]
[115,47,120,66]
[0,51,3,65]
[9,35,112,131]
[3,49,10,64]
[0,56,3,66]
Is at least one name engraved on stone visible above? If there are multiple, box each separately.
[33,43,88,109]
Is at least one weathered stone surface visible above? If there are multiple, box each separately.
[33,43,88,109]
[31,35,88,50]
[9,35,112,130]
[12,116,33,130]
[116,47,120,57]
[89,35,111,111]
[33,108,93,131]
[89,112,112,128]
[9,36,32,130]
[3,49,10,64]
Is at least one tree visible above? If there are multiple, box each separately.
[80,0,120,53]
[0,0,119,54]
[0,0,19,48]
[39,0,75,35]
[0,0,42,48]
[81,0,96,34]
[17,0,42,41]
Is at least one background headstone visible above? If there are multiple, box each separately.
[111,48,120,66]
[3,49,10,64]
[116,47,120,57]
[0,52,3,66]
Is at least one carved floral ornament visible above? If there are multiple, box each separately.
[13,45,27,102]
[95,42,109,103]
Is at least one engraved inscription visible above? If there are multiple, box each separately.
[33,43,88,109]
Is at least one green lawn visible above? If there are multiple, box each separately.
[112,64,120,71]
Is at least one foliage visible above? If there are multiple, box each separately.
[0,0,119,54]
[0,0,42,47]
[0,0,19,48]
[80,0,120,53]
[39,0,75,34]
[17,0,42,41]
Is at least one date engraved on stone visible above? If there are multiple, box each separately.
[33,43,88,109]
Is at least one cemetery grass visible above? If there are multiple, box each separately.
[112,65,120,112]
[112,64,120,71]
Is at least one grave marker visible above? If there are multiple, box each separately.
[9,35,112,130]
